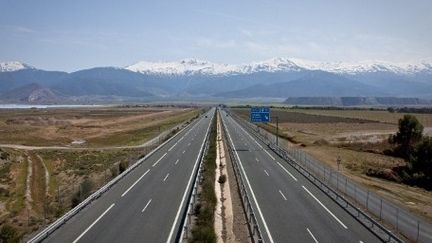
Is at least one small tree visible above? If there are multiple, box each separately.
[389,115,423,159]
[119,161,129,174]
[410,137,432,189]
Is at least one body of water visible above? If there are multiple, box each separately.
[0,104,108,109]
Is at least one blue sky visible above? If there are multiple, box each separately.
[1,0,431,71]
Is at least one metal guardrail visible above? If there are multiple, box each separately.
[227,110,407,243]
[180,110,214,241]
[27,115,204,243]
[221,113,264,243]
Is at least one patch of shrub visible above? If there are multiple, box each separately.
[71,178,94,207]
[119,161,129,174]
[218,174,226,184]
[0,224,21,243]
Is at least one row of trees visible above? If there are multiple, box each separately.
[389,115,432,189]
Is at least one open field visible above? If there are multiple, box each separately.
[0,106,201,147]
[232,107,432,222]
[0,106,203,239]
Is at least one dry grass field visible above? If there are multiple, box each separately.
[0,106,203,239]
[233,108,432,222]
[0,106,200,147]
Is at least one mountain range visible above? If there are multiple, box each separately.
[1,58,432,104]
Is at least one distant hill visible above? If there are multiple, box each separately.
[215,71,387,98]
[0,58,432,104]
[284,97,432,106]
[0,83,67,104]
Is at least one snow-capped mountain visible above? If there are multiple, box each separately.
[126,58,241,75]
[0,61,33,72]
[126,57,432,76]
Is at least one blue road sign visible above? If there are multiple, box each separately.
[250,107,270,122]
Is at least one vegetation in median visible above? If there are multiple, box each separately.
[191,113,217,243]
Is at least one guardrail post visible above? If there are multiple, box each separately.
[366,191,370,210]
[396,208,399,233]
[416,220,420,242]
[379,199,383,221]
[336,173,339,191]
[354,185,357,203]
[344,178,347,194]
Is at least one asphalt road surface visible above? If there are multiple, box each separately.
[220,109,382,243]
[43,108,215,243]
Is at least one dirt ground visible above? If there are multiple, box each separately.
[232,108,432,223]
[0,106,199,147]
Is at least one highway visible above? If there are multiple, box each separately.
[220,109,382,243]
[42,108,215,243]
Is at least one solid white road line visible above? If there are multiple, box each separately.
[302,186,348,229]
[279,190,287,201]
[175,159,179,165]
[166,113,213,243]
[142,199,152,213]
[121,169,150,197]
[224,117,275,243]
[276,161,298,181]
[163,173,170,182]
[72,203,115,243]
[264,170,269,176]
[153,153,167,167]
[306,228,319,243]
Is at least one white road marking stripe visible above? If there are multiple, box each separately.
[152,153,167,167]
[163,173,170,182]
[168,142,178,151]
[235,121,275,160]
[264,170,269,176]
[72,203,115,243]
[307,228,319,243]
[224,117,275,243]
[175,159,179,165]
[302,186,348,229]
[142,199,152,213]
[121,169,150,197]
[276,162,298,181]
[263,149,276,160]
[166,113,213,243]
[279,190,287,200]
